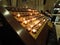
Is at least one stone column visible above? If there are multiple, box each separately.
[34,0,44,11]
[11,0,17,7]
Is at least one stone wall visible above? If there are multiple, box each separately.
[44,0,57,11]
[1,0,58,12]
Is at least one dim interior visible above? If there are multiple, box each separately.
[0,0,60,45]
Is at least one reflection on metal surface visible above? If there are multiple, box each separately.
[3,10,10,15]
[17,29,23,35]
[0,7,25,38]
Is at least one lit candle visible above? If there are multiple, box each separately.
[17,13,20,17]
[32,29,37,33]
[28,28,31,31]
[27,20,30,22]
[43,19,45,22]
[32,18,36,20]
[30,25,34,28]
[28,9,31,11]
[23,18,25,21]
[30,13,32,15]
[38,23,41,26]
[24,21,27,24]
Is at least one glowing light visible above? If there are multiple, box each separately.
[40,14,43,16]
[30,25,34,28]
[28,9,31,11]
[27,20,30,22]
[35,12,39,14]
[30,13,32,15]
[17,13,20,17]
[54,8,60,10]
[34,20,40,24]
[24,21,27,24]
[23,18,25,21]
[43,19,45,22]
[32,29,37,33]
[38,23,41,26]
[28,28,31,31]
[59,3,60,6]
[32,18,36,20]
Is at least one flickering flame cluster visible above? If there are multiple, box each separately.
[11,8,47,34]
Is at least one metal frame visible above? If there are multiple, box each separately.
[0,7,48,45]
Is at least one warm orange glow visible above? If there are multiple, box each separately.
[32,29,37,33]
[30,13,32,15]
[11,8,47,37]
[28,9,32,11]
[35,12,39,15]
[32,18,36,20]
[23,18,25,21]
[34,20,40,25]
[17,13,20,17]
[40,14,43,16]
[27,20,30,22]
[28,28,31,31]
[23,21,27,24]
[43,19,45,22]
[30,25,34,28]
[38,23,41,26]
[32,10,35,13]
